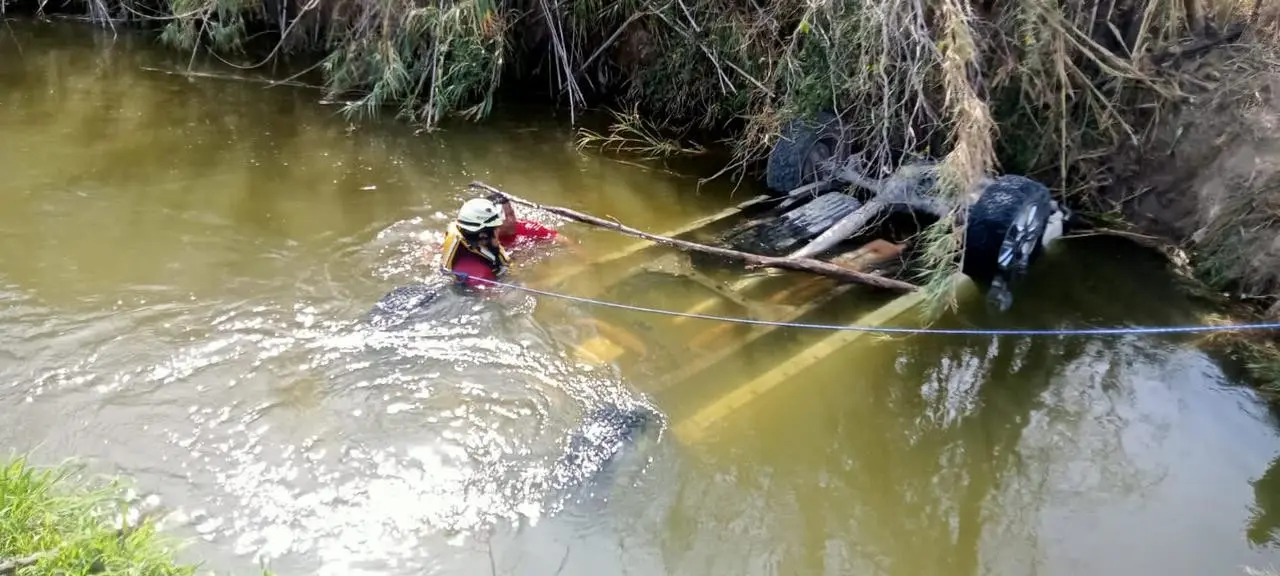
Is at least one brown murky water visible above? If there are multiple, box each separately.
[4,19,1280,576]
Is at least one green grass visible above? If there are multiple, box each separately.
[0,455,269,576]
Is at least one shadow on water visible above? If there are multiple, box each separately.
[6,17,1280,576]
[1247,402,1280,549]
[661,237,1280,575]
[1250,455,1280,547]
[353,281,674,574]
[0,19,706,576]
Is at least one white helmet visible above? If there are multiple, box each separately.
[455,198,505,233]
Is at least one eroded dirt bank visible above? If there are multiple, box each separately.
[1110,41,1280,304]
[1096,30,1280,387]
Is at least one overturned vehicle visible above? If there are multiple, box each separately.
[745,111,1072,311]
[362,116,1077,444]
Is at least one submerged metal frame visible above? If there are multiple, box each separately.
[670,273,971,443]
[530,189,966,446]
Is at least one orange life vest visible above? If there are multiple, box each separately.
[440,222,510,279]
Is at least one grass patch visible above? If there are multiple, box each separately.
[1195,307,1280,394]
[0,455,268,575]
[574,105,707,160]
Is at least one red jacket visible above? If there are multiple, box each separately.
[445,220,559,288]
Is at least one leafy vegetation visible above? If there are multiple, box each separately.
[0,455,269,575]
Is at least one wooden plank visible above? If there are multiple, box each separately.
[668,270,781,325]
[669,240,902,326]
[654,242,906,385]
[649,281,861,395]
[639,254,790,320]
[574,335,627,365]
[670,273,969,444]
[673,276,834,352]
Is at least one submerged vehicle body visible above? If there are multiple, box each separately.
[510,111,1073,442]
[366,111,1073,463]
[365,281,665,504]
[759,111,1071,310]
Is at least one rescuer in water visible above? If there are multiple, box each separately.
[437,193,564,288]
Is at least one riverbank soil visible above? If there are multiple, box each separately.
[1096,13,1280,387]
[1105,27,1280,299]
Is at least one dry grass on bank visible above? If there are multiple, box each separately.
[10,0,1253,176]
[1095,7,1280,388]
[7,0,1280,322]
[16,0,1267,307]
[1110,25,1280,303]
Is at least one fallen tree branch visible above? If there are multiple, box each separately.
[0,549,55,575]
[139,66,325,90]
[579,9,656,74]
[469,182,918,293]
[1150,22,1246,67]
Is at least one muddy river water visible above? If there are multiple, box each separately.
[5,20,1280,576]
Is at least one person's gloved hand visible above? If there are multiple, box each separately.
[486,192,510,205]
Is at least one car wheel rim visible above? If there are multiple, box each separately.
[997,203,1045,275]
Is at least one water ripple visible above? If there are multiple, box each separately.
[1,218,665,574]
